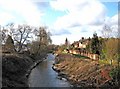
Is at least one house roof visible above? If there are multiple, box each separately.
[72,39,90,45]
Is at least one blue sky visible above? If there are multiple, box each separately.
[0,0,118,44]
[103,2,118,17]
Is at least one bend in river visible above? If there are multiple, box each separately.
[28,53,71,87]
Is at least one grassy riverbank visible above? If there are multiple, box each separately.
[53,53,118,87]
[2,53,33,87]
[2,53,45,87]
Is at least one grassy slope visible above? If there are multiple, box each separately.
[2,53,33,87]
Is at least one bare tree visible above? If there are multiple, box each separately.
[6,23,34,52]
[102,24,118,38]
[29,27,52,56]
[15,25,34,52]
[37,27,52,54]
[102,24,112,38]
[1,24,52,54]
[29,41,40,55]
[36,27,52,45]
[0,26,8,44]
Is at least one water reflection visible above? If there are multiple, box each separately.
[28,54,71,87]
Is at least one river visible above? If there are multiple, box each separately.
[28,53,71,87]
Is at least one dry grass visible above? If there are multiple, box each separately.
[54,53,113,86]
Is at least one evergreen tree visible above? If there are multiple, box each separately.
[91,32,100,54]
[5,35,15,52]
[65,38,68,46]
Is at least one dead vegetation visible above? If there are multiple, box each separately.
[53,54,117,87]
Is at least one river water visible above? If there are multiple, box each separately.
[28,53,71,87]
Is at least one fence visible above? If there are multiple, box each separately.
[69,49,99,60]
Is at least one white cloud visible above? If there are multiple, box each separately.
[51,25,103,45]
[98,14,118,38]
[110,14,118,25]
[30,0,49,2]
[99,0,119,2]
[50,0,118,44]
[49,0,107,44]
[105,14,118,29]
[0,0,43,26]
[109,14,118,37]
[0,12,15,25]
[50,0,106,26]
[51,34,81,45]
[51,30,94,45]
[105,14,118,25]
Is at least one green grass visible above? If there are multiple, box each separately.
[99,59,118,66]
[99,59,109,64]
[73,54,90,59]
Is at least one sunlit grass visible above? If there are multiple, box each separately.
[99,59,109,64]
[73,54,90,59]
[99,59,118,67]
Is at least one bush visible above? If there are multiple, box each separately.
[110,67,120,81]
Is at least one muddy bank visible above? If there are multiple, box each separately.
[2,53,45,87]
[53,54,118,88]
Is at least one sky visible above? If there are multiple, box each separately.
[0,0,118,45]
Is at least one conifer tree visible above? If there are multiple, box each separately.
[91,32,100,54]
[5,35,15,52]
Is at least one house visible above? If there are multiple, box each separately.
[68,37,100,60]
[71,39,90,49]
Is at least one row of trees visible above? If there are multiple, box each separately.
[1,23,52,59]
[88,24,120,66]
[86,25,120,84]
[29,27,52,59]
[89,26,120,84]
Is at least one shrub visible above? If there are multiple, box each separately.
[110,67,120,82]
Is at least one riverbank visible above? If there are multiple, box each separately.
[2,53,45,87]
[28,53,72,87]
[53,53,117,88]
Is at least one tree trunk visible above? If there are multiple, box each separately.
[18,44,22,52]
